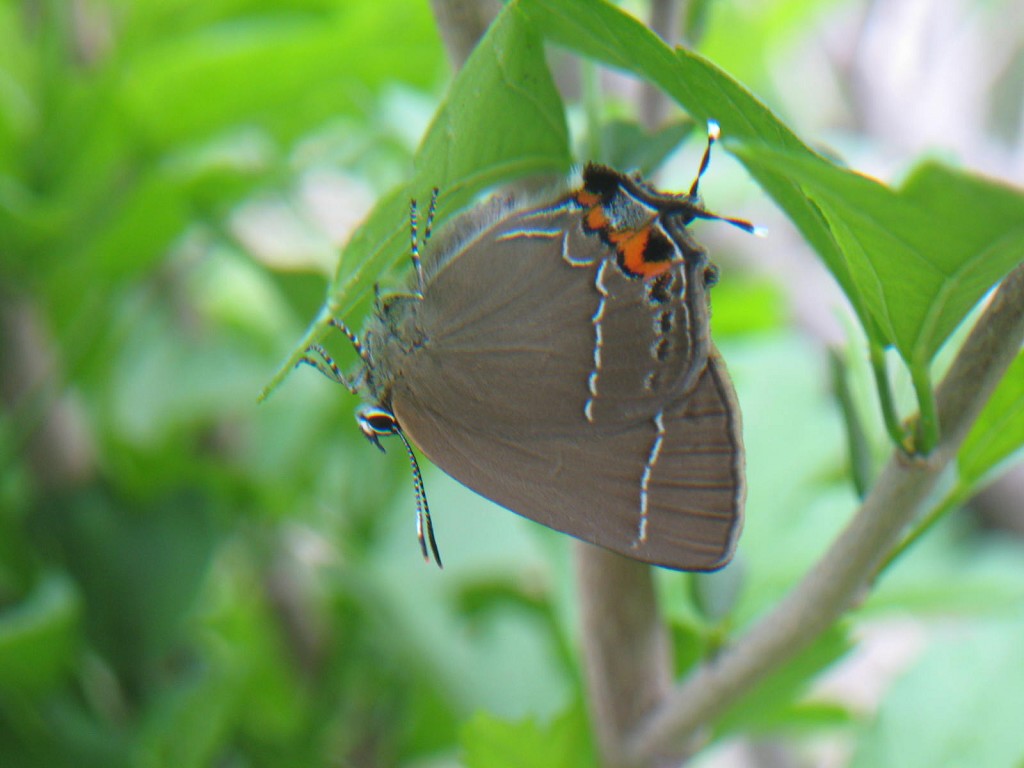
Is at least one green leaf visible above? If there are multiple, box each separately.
[732,149,1024,366]
[461,705,596,768]
[136,664,236,768]
[524,0,801,148]
[48,493,219,687]
[119,2,441,148]
[897,165,1024,360]
[598,118,696,176]
[520,0,866,348]
[0,571,82,691]
[851,619,1024,768]
[958,351,1024,488]
[330,0,571,303]
[261,1,570,399]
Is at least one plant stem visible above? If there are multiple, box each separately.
[829,346,874,498]
[639,0,684,132]
[582,60,605,162]
[910,362,940,454]
[869,340,907,448]
[575,544,677,768]
[623,263,1024,764]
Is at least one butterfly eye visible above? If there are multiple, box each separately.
[358,406,398,435]
[356,406,399,452]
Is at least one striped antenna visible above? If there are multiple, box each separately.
[689,120,721,198]
[394,426,442,568]
[409,198,425,296]
[357,405,443,568]
[688,119,767,237]
[409,198,422,294]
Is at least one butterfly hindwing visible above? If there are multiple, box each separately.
[392,349,743,570]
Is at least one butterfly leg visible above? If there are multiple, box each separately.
[409,187,440,296]
[296,318,368,394]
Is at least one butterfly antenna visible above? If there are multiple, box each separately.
[692,209,767,236]
[687,120,768,237]
[394,425,442,568]
[688,119,721,198]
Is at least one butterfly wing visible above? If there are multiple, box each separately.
[392,348,744,570]
[407,199,711,436]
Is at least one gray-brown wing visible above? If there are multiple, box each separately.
[392,349,744,571]
[411,204,709,436]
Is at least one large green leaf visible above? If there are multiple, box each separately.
[523,0,1024,373]
[329,3,571,303]
[261,1,570,399]
[521,0,854,312]
[732,149,1024,365]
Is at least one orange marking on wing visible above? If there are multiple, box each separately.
[616,228,672,279]
[586,206,610,231]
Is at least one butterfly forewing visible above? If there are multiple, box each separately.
[403,197,709,436]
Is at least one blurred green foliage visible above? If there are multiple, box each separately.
[1,1,1022,767]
